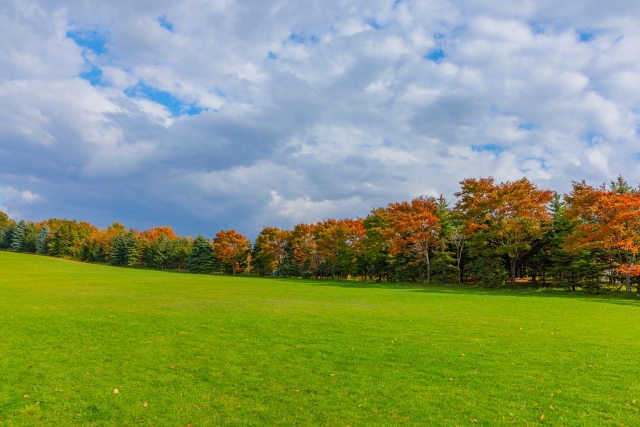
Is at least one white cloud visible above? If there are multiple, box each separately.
[1,0,640,236]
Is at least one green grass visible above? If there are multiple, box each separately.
[1,252,640,426]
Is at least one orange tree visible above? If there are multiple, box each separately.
[455,177,553,286]
[564,180,640,293]
[213,229,251,274]
[314,218,365,278]
[386,196,440,282]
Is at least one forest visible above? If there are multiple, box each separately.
[2,176,640,292]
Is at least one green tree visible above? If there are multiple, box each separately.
[433,195,457,282]
[23,223,39,253]
[109,233,127,266]
[10,220,27,252]
[36,225,50,254]
[47,220,93,258]
[0,222,16,249]
[188,235,215,273]
[124,229,140,267]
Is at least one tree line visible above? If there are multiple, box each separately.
[2,176,640,292]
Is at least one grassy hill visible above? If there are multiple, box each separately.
[1,251,639,426]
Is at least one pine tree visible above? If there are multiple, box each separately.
[109,233,127,266]
[11,220,27,252]
[124,229,139,267]
[0,222,16,249]
[188,235,215,273]
[35,225,50,254]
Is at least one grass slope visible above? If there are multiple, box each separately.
[1,252,639,426]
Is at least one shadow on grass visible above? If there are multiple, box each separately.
[269,276,640,307]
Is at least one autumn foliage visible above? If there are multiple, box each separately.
[3,175,640,292]
[455,177,553,286]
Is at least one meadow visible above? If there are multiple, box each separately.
[1,251,639,426]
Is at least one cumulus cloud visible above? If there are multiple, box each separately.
[1,0,640,237]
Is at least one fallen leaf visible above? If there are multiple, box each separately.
[541,414,545,420]
[24,395,30,399]
[113,389,119,394]
[142,401,148,408]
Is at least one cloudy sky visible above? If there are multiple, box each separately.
[1,0,640,237]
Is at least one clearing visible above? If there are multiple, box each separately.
[1,251,639,426]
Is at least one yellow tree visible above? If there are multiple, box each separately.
[386,196,440,282]
[253,226,291,275]
[455,177,553,286]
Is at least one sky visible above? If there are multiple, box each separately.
[1,0,640,238]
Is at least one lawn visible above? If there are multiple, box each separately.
[1,251,639,426]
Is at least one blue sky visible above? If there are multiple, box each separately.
[1,0,640,237]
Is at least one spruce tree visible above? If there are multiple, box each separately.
[0,223,15,249]
[36,225,51,254]
[124,229,139,267]
[188,235,214,273]
[10,220,26,252]
[23,223,38,253]
[109,233,127,266]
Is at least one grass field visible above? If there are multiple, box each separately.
[1,252,640,426]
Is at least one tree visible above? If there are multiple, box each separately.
[47,219,94,258]
[386,196,440,282]
[433,195,457,282]
[109,233,127,266]
[359,208,391,282]
[0,211,9,228]
[565,180,640,293]
[10,220,27,252]
[23,222,39,253]
[0,222,16,249]
[36,225,50,254]
[213,230,250,274]
[188,235,215,273]
[252,227,290,276]
[288,223,320,278]
[124,229,140,267]
[455,177,554,286]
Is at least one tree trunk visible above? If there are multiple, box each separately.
[510,258,516,286]
[626,273,631,293]
[427,262,431,283]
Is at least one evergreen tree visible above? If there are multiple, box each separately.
[0,222,16,249]
[188,235,215,273]
[10,220,27,252]
[124,229,139,267]
[433,195,457,282]
[23,223,39,253]
[146,236,168,269]
[610,175,636,195]
[109,232,127,266]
